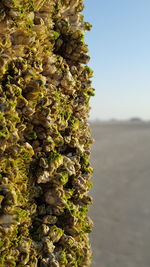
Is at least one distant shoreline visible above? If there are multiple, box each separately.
[88,119,150,125]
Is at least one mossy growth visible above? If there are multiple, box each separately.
[0,112,10,139]
[68,118,80,131]
[58,170,69,185]
[0,0,94,266]
[48,151,63,168]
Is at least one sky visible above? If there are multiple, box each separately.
[83,0,150,120]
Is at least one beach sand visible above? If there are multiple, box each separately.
[89,121,150,267]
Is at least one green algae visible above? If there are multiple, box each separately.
[0,241,4,248]
[59,171,69,185]
[0,0,94,265]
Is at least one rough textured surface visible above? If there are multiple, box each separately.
[89,121,150,267]
[0,1,94,266]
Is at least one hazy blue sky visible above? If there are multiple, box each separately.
[83,0,150,120]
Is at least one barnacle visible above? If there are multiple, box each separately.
[42,215,57,225]
[42,236,55,254]
[45,187,65,207]
[63,156,76,175]
[48,225,63,243]
[0,0,94,266]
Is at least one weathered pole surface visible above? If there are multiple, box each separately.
[0,1,95,266]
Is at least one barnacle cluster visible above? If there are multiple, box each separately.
[0,0,95,266]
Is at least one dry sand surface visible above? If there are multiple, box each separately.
[88,121,150,267]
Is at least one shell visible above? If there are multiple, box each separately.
[42,237,55,253]
[42,215,57,225]
[44,187,65,207]
[37,170,51,184]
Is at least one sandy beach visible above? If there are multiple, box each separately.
[88,121,150,267]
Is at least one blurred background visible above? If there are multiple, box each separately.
[83,1,150,266]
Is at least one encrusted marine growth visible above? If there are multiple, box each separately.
[0,0,95,266]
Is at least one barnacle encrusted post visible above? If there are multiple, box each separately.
[0,0,95,266]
